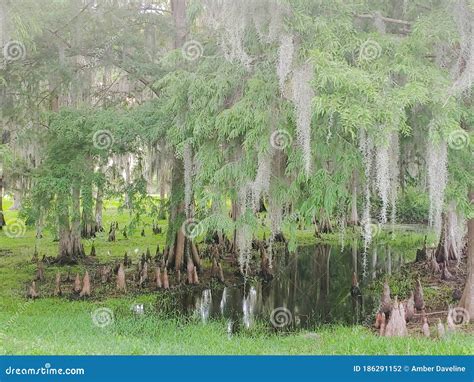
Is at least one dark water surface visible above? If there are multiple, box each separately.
[158,242,410,331]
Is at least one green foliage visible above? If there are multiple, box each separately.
[394,186,430,224]
[2,0,472,243]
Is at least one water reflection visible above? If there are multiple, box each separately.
[242,286,257,328]
[162,241,409,330]
[220,287,227,315]
[197,289,212,322]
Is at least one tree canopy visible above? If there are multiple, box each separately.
[1,0,472,267]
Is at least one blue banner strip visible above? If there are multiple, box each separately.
[1,356,472,381]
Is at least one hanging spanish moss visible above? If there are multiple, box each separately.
[338,215,346,250]
[388,132,400,227]
[426,133,448,237]
[292,63,314,176]
[266,1,286,43]
[268,197,283,268]
[326,112,334,144]
[277,34,294,94]
[450,0,473,97]
[203,0,252,69]
[375,140,390,224]
[249,0,288,44]
[112,153,137,208]
[359,130,374,277]
[435,42,451,70]
[236,183,253,276]
[402,0,408,15]
[144,143,158,186]
[252,150,272,209]
[204,0,289,70]
[251,2,267,42]
[236,225,252,277]
[183,143,193,218]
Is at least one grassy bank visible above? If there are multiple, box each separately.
[0,197,472,355]
[1,297,472,355]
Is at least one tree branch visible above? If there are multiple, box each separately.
[46,28,72,49]
[354,13,411,27]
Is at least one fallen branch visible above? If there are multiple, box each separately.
[354,13,411,26]
[414,310,448,316]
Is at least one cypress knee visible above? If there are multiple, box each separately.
[378,313,386,336]
[422,316,430,337]
[384,297,407,337]
[187,258,194,284]
[192,266,199,284]
[27,281,39,299]
[414,279,425,311]
[404,292,415,322]
[380,281,392,317]
[80,271,91,297]
[74,273,82,293]
[163,268,169,289]
[116,263,127,292]
[217,262,225,283]
[90,243,96,257]
[437,318,445,338]
[155,267,162,289]
[54,272,62,296]
[36,262,45,281]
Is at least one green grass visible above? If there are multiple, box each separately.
[0,197,472,355]
[1,297,472,355]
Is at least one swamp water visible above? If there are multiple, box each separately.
[155,241,414,332]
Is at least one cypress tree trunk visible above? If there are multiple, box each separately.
[50,48,85,264]
[0,176,6,229]
[167,163,186,270]
[460,191,474,318]
[349,170,359,225]
[10,188,22,210]
[230,199,240,253]
[35,211,44,239]
[56,186,85,265]
[0,1,6,232]
[167,0,188,271]
[0,2,6,229]
[57,225,85,265]
[124,155,132,210]
[50,42,85,264]
[81,182,98,238]
[158,174,167,219]
[315,209,333,235]
[95,164,105,231]
[435,213,449,263]
[95,184,103,231]
[399,139,405,193]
